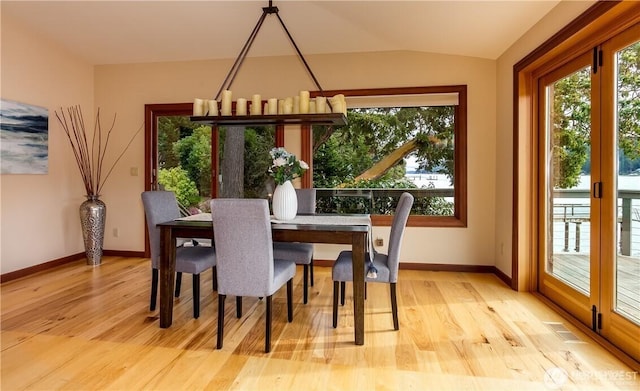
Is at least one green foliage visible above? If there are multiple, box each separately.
[158,116,198,169]
[551,42,640,187]
[551,67,591,189]
[316,176,453,216]
[313,132,373,187]
[157,167,200,207]
[217,126,275,198]
[313,106,456,215]
[316,107,455,177]
[617,41,640,162]
[244,127,274,198]
[173,126,212,197]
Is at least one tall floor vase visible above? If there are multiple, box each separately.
[272,180,298,220]
[79,195,106,266]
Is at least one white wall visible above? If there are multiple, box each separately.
[1,14,94,273]
[1,2,597,276]
[93,51,497,267]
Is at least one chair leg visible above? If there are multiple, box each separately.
[332,281,339,328]
[303,264,309,304]
[309,258,314,287]
[236,296,242,318]
[212,266,217,291]
[193,274,200,319]
[150,269,159,311]
[265,295,272,353]
[217,294,226,349]
[391,283,399,330]
[175,272,183,297]
[340,281,346,306]
[287,278,293,322]
[365,282,368,300]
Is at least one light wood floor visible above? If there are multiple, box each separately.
[1,256,638,390]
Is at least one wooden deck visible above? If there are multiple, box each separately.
[550,253,640,322]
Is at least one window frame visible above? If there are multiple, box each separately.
[306,85,467,227]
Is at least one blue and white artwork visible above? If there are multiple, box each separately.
[0,99,49,174]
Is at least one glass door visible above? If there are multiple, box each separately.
[538,52,597,327]
[599,23,640,362]
[538,23,640,362]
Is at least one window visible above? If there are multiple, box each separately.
[306,86,467,227]
[145,103,281,211]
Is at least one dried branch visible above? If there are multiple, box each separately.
[55,105,142,197]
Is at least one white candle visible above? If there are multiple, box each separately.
[299,90,310,114]
[330,94,347,115]
[236,98,247,116]
[251,94,262,115]
[309,101,317,114]
[339,94,347,114]
[207,99,218,116]
[264,103,269,115]
[315,96,326,113]
[334,100,344,115]
[278,99,285,115]
[221,90,232,116]
[268,98,278,115]
[193,98,205,116]
[293,96,300,114]
[283,97,293,114]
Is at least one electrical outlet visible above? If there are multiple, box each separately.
[374,238,383,246]
[113,228,119,238]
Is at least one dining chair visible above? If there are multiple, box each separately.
[141,191,217,319]
[211,198,296,353]
[273,188,316,304]
[331,192,414,330]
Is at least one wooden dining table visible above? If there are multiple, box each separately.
[157,214,370,345]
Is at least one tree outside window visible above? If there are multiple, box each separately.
[310,86,467,227]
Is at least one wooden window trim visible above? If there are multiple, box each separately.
[306,86,467,227]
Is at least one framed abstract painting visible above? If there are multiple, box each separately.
[0,99,49,174]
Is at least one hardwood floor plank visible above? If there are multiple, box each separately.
[1,257,637,390]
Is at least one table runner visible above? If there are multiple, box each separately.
[176,213,378,278]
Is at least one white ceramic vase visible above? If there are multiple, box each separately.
[272,180,298,220]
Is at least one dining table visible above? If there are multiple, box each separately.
[157,213,370,346]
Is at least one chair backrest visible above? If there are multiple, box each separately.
[387,192,414,283]
[210,198,275,297]
[141,191,181,269]
[296,188,316,214]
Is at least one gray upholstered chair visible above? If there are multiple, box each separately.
[332,192,414,330]
[273,188,315,304]
[211,198,296,353]
[141,191,216,319]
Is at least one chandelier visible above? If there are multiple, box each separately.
[190,1,347,127]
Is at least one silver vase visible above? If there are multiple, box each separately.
[79,195,106,266]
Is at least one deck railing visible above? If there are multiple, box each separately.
[553,189,640,256]
[314,187,640,256]
[315,188,454,216]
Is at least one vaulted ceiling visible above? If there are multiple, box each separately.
[2,1,563,65]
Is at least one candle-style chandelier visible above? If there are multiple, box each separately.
[190,1,347,127]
